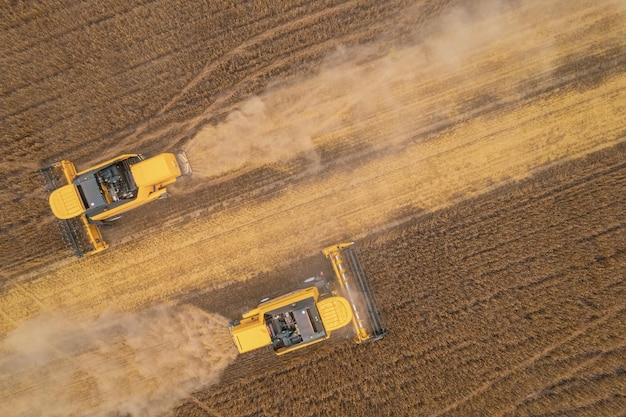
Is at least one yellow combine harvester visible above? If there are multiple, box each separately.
[40,151,191,257]
[229,242,386,355]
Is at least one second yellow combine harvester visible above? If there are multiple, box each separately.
[40,151,191,257]
[229,242,386,355]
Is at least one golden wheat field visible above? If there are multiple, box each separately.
[1,0,625,416]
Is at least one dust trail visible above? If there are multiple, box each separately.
[181,0,562,181]
[0,304,237,417]
[184,93,322,179]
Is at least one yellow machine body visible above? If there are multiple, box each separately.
[229,287,353,355]
[230,242,386,356]
[41,151,191,257]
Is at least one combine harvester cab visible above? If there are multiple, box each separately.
[229,287,354,356]
[40,150,191,257]
[229,242,386,355]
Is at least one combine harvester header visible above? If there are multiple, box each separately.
[229,242,386,355]
[40,151,191,257]
[322,242,387,344]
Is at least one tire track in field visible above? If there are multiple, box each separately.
[2,0,312,114]
[4,1,355,165]
[503,343,626,416]
[0,0,400,280]
[6,71,623,315]
[1,0,162,88]
[119,0,409,156]
[380,154,626,323]
[184,397,224,417]
[185,138,624,415]
[420,183,626,415]
[485,303,626,416]
[446,224,625,323]
[4,0,405,167]
[3,20,212,124]
[4,0,624,290]
[152,0,358,120]
[1,0,156,54]
[122,70,626,255]
[190,115,626,416]
[114,0,363,157]
[2,2,626,414]
[340,148,626,415]
[1,0,83,49]
[444,163,626,286]
[2,0,620,278]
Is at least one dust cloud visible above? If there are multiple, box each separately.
[0,304,237,417]
[184,95,322,178]
[182,0,559,180]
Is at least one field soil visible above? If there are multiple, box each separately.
[1,0,625,416]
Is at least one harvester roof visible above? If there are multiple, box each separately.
[131,153,181,187]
